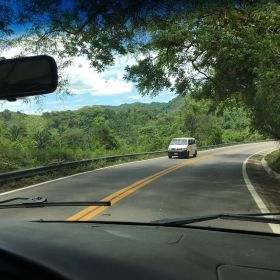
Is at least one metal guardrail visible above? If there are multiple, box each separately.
[0,140,276,184]
[199,139,276,150]
[0,151,166,184]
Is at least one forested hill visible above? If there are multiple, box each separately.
[0,96,263,172]
[75,95,184,112]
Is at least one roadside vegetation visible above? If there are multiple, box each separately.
[0,153,166,192]
[265,150,280,174]
[0,96,263,173]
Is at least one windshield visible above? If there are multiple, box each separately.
[170,139,188,145]
[0,0,279,235]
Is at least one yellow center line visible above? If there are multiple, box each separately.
[67,154,210,221]
[80,164,194,221]
[66,145,252,222]
[66,159,192,221]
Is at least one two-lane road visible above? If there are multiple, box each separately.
[0,142,278,232]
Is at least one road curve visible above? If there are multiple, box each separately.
[0,142,278,233]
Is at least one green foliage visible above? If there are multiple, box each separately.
[32,129,52,150]
[265,149,280,174]
[9,0,278,139]
[0,96,264,172]
[123,1,280,138]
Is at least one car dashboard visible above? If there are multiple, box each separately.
[0,221,279,280]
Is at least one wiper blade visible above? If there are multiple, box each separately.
[155,212,280,226]
[0,196,110,209]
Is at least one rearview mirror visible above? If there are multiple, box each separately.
[0,55,58,101]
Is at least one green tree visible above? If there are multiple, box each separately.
[14,0,279,138]
[8,124,26,141]
[32,129,52,150]
[123,1,280,138]
[88,117,119,150]
[62,128,84,148]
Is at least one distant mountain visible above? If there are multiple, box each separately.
[76,95,183,113]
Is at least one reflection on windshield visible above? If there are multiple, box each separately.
[170,139,188,145]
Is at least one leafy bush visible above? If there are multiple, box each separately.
[266,150,280,173]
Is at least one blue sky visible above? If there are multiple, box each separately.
[0,48,176,114]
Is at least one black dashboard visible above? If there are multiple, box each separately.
[0,221,279,280]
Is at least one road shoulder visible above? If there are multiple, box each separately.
[262,151,280,181]
[246,151,280,213]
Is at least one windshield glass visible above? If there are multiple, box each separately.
[0,0,279,235]
[170,139,188,145]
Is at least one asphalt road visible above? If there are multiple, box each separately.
[0,142,278,233]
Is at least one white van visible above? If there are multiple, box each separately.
[168,137,197,158]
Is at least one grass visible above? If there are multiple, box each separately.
[265,149,280,174]
[0,153,166,193]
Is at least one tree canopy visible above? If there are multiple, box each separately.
[1,0,280,138]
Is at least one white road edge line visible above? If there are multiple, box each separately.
[0,144,233,197]
[0,145,230,197]
[242,149,280,234]
[0,142,273,197]
[0,156,166,196]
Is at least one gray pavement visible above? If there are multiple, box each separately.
[0,142,278,233]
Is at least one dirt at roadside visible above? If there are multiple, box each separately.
[247,152,280,212]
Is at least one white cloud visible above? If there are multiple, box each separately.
[1,47,22,58]
[0,46,177,113]
[0,100,45,115]
[65,56,134,96]
[1,46,136,97]
[0,97,86,114]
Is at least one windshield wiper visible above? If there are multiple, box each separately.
[154,212,280,226]
[0,197,110,209]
